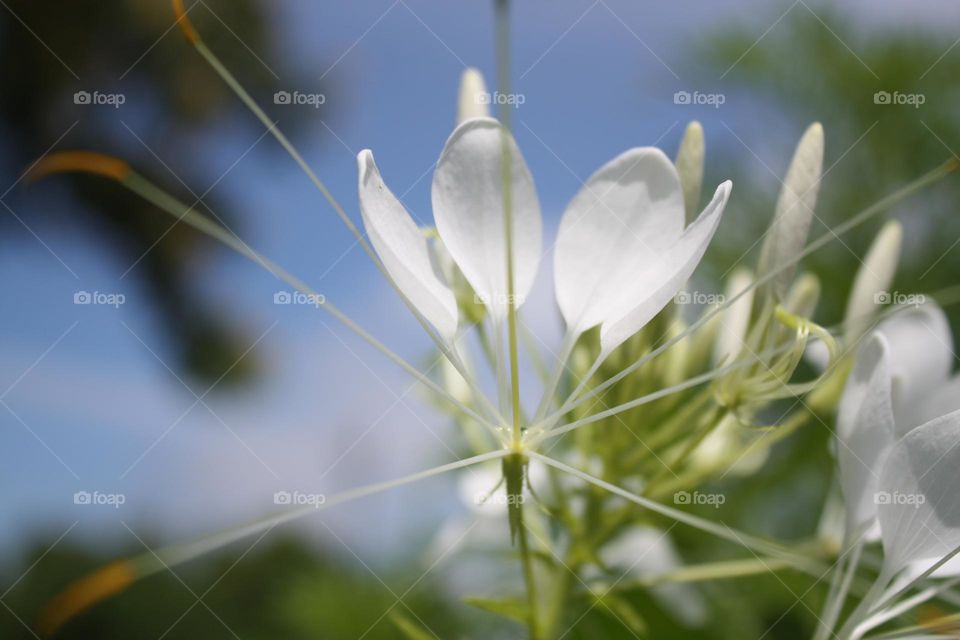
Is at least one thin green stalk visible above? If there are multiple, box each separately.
[531,453,829,576]
[835,568,895,640]
[37,448,509,635]
[495,0,522,448]
[123,172,501,438]
[496,1,538,636]
[815,537,865,640]
[532,331,577,424]
[529,341,795,445]
[615,556,796,590]
[517,519,541,639]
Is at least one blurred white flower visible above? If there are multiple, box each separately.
[594,526,708,627]
[837,302,960,577]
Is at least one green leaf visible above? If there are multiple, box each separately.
[464,596,530,623]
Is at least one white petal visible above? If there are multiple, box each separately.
[912,375,960,427]
[432,118,542,319]
[757,123,824,299]
[357,150,458,339]
[843,221,902,342]
[877,408,960,573]
[875,303,954,435]
[456,67,489,124]
[600,526,707,626]
[553,148,685,334]
[600,181,731,355]
[836,335,895,535]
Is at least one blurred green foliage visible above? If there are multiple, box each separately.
[699,6,960,333]
[0,0,325,385]
[0,528,847,639]
[0,536,467,639]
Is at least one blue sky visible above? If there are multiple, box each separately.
[2,0,958,563]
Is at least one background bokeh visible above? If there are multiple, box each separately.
[2,1,958,637]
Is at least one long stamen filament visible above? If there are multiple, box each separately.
[172,0,503,426]
[29,157,502,438]
[529,452,828,576]
[527,341,796,445]
[531,330,577,424]
[37,448,508,636]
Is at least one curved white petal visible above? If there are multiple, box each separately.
[357,150,458,339]
[837,335,895,536]
[877,408,960,574]
[913,375,960,427]
[553,147,685,334]
[600,526,707,626]
[599,180,731,355]
[432,118,542,320]
[875,303,954,435]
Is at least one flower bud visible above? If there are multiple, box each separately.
[843,220,902,343]
[675,121,705,225]
[457,67,490,124]
[757,123,824,303]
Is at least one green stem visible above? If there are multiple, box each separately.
[496,0,523,448]
[542,553,576,638]
[619,556,796,589]
[517,517,541,639]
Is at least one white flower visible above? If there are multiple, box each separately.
[596,526,708,627]
[357,117,732,361]
[836,302,960,576]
